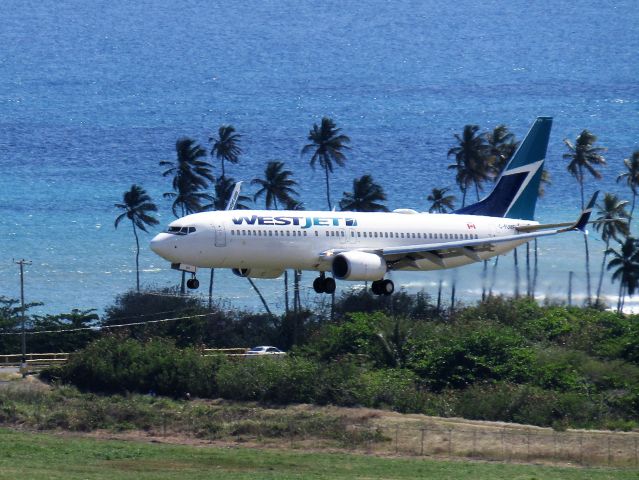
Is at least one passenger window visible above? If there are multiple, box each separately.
[304,231,307,236]
[268,231,272,236]
[315,231,318,236]
[341,231,344,237]
[357,232,361,237]
[400,233,404,238]
[326,231,329,236]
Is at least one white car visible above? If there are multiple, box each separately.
[246,346,286,355]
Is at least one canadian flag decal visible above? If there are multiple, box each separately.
[467,223,476,230]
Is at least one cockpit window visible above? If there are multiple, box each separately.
[167,226,197,235]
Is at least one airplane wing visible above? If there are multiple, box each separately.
[319,192,599,270]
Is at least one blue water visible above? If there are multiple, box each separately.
[1,0,638,315]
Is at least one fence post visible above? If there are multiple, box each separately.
[420,428,425,456]
[526,429,531,462]
[448,428,452,458]
[635,436,638,468]
[501,428,506,462]
[395,425,399,454]
[608,436,612,466]
[579,435,583,466]
[472,429,477,458]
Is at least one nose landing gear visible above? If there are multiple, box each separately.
[371,279,394,296]
[313,273,336,294]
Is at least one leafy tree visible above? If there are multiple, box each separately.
[251,161,299,210]
[114,185,159,292]
[617,150,639,226]
[607,236,639,313]
[564,130,607,304]
[339,175,389,212]
[210,125,242,179]
[301,117,351,210]
[594,193,630,306]
[447,125,491,206]
[427,187,456,213]
[31,309,99,352]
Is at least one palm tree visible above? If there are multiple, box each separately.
[617,150,639,226]
[564,130,607,208]
[202,176,251,308]
[607,236,639,313]
[252,161,299,210]
[210,125,242,179]
[447,125,491,206]
[160,138,214,293]
[285,198,305,312]
[205,176,251,211]
[485,125,519,177]
[114,185,159,292]
[339,175,389,212]
[160,138,215,206]
[301,117,351,210]
[427,187,456,213]
[252,161,299,314]
[564,129,607,305]
[594,193,630,306]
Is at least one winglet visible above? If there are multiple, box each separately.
[225,182,243,211]
[572,191,599,232]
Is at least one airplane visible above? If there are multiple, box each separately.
[150,117,597,297]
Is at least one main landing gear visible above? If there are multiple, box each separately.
[312,274,395,296]
[313,273,336,294]
[186,275,199,290]
[371,279,394,296]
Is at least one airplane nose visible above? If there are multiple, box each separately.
[150,233,173,259]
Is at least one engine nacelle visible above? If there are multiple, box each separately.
[232,268,284,279]
[332,251,387,281]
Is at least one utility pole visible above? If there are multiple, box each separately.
[14,259,32,377]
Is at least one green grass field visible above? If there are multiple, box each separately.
[0,429,636,480]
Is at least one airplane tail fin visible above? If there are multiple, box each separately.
[454,116,552,220]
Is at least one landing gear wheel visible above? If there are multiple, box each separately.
[382,279,394,296]
[186,278,200,290]
[323,277,336,294]
[313,277,325,294]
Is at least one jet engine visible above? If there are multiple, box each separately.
[332,251,387,281]
[232,268,284,279]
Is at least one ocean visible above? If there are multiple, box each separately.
[1,0,638,315]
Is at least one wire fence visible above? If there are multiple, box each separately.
[143,416,639,468]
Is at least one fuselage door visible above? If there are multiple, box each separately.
[214,223,226,247]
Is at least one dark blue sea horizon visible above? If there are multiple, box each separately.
[1,0,638,315]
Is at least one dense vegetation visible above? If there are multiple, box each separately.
[34,290,639,431]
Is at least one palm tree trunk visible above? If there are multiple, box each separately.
[631,192,636,229]
[489,256,499,297]
[526,243,531,298]
[208,268,215,309]
[533,239,539,298]
[284,270,289,315]
[595,239,610,306]
[461,188,467,208]
[324,165,332,210]
[295,270,302,312]
[221,159,225,179]
[513,248,520,298]
[246,277,272,316]
[617,282,624,313]
[450,279,456,313]
[437,278,442,312]
[481,260,487,301]
[584,235,592,304]
[475,183,480,201]
[132,222,140,292]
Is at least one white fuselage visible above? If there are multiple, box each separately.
[150,209,536,276]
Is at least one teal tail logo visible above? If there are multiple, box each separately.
[455,117,552,220]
